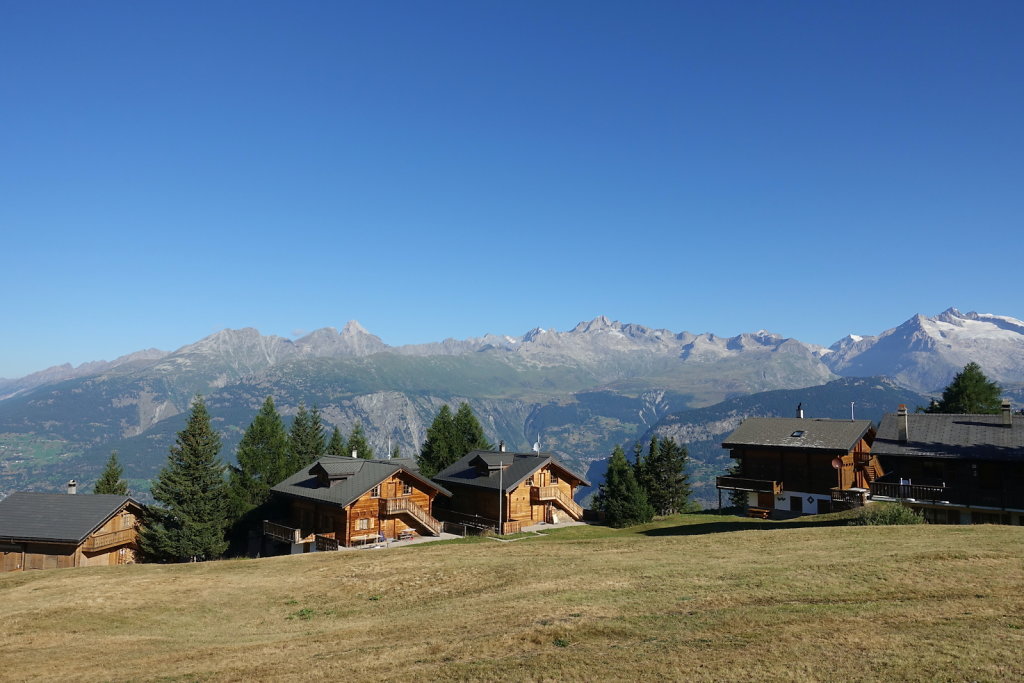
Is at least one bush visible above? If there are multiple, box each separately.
[852,503,926,526]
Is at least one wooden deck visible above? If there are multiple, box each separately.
[716,476,783,494]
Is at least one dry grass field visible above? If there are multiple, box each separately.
[2,512,1023,681]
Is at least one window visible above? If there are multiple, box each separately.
[790,430,805,438]
[357,518,370,530]
[527,476,534,486]
[551,472,559,484]
[370,486,380,498]
[403,483,413,496]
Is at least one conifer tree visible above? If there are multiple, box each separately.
[416,404,457,478]
[139,396,228,562]
[641,437,691,515]
[594,445,654,528]
[927,362,1003,414]
[288,403,326,470]
[93,451,129,495]
[327,426,347,456]
[226,396,289,520]
[347,422,374,459]
[452,402,493,456]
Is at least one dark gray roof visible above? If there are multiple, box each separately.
[722,418,874,453]
[271,456,451,507]
[433,450,591,492]
[873,413,1024,462]
[0,493,140,544]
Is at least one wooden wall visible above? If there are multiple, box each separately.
[735,438,878,496]
[446,464,580,526]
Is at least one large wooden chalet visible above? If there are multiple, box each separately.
[432,449,590,534]
[717,417,884,517]
[0,492,143,572]
[265,456,451,551]
[868,403,1024,524]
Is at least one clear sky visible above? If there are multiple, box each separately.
[2,1,1022,379]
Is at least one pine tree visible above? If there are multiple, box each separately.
[347,422,374,459]
[288,403,326,470]
[643,437,691,515]
[139,396,228,562]
[724,461,749,510]
[416,404,457,478]
[327,426,347,456]
[226,396,289,520]
[452,402,493,456]
[594,445,654,528]
[93,451,129,495]
[927,362,1003,414]
[632,438,656,504]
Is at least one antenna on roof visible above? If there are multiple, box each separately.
[851,402,855,421]
[532,435,541,453]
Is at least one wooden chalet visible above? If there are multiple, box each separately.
[432,449,590,534]
[265,456,451,551]
[868,403,1024,524]
[0,492,142,572]
[716,416,883,517]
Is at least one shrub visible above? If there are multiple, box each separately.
[852,503,926,526]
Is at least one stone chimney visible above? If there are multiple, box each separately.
[897,405,909,443]
[796,402,804,419]
[67,479,77,495]
[1002,399,1012,426]
[498,440,506,452]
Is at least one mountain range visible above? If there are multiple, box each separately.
[1,308,1022,502]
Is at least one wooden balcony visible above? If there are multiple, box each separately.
[531,485,584,520]
[380,498,442,535]
[870,481,949,503]
[830,487,868,509]
[716,476,783,494]
[82,528,135,552]
[263,520,302,544]
[315,534,339,552]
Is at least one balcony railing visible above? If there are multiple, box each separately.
[531,486,584,520]
[263,520,302,544]
[830,487,868,509]
[82,528,135,552]
[315,534,339,552]
[716,476,783,494]
[870,481,950,502]
[380,497,442,535]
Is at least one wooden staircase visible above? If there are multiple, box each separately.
[380,498,442,536]
[532,486,584,520]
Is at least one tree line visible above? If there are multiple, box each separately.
[594,436,692,527]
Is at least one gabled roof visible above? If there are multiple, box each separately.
[873,412,1024,462]
[0,493,141,544]
[433,450,591,493]
[722,418,874,454]
[271,456,451,507]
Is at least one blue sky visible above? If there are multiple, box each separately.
[2,1,1022,378]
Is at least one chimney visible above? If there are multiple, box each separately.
[897,405,909,443]
[796,402,804,419]
[67,479,77,495]
[351,449,358,459]
[1002,399,1012,426]
[498,441,505,452]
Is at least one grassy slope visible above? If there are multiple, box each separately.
[1,514,1022,681]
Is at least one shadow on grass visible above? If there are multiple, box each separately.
[641,516,851,537]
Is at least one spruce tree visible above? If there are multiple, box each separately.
[452,402,493,456]
[288,403,326,470]
[327,426,347,456]
[642,437,691,515]
[347,422,374,459]
[927,362,1003,414]
[139,396,228,562]
[594,445,654,528]
[226,396,289,520]
[416,404,457,478]
[94,451,129,495]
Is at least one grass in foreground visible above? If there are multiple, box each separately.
[1,513,1022,681]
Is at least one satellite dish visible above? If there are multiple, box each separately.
[831,457,842,470]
